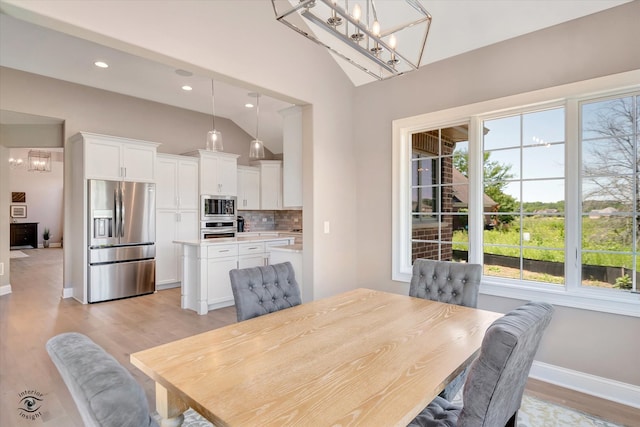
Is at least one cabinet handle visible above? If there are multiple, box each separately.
[247,246,258,250]
[219,249,230,253]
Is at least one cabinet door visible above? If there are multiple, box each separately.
[178,160,199,210]
[261,163,282,210]
[238,254,265,269]
[85,139,122,180]
[177,210,199,241]
[156,210,179,284]
[217,156,238,196]
[156,157,179,209]
[200,155,218,195]
[207,257,238,305]
[242,168,260,210]
[122,144,156,182]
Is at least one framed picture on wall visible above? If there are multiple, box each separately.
[10,205,27,218]
[12,192,26,203]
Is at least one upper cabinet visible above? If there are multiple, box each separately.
[251,160,282,210]
[237,166,260,210]
[156,154,199,210]
[72,132,159,182]
[184,150,239,196]
[281,106,303,208]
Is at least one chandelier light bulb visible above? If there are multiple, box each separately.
[352,4,361,22]
[372,20,381,37]
[389,34,397,50]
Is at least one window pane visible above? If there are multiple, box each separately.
[582,178,633,212]
[484,115,520,150]
[582,253,633,289]
[522,144,564,179]
[522,248,565,285]
[522,179,564,205]
[582,96,634,140]
[485,148,520,180]
[582,137,635,177]
[523,107,565,146]
[582,215,634,252]
[484,246,521,279]
[522,215,564,250]
[484,216,521,244]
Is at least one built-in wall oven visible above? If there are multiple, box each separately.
[201,195,236,239]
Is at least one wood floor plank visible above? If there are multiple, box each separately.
[1,248,637,426]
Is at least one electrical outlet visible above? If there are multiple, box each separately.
[262,218,268,222]
[0,262,4,276]
[294,218,299,223]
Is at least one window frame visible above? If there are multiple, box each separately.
[392,70,640,317]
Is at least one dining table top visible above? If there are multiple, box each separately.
[131,288,502,427]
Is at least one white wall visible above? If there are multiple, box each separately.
[352,1,640,392]
[8,148,63,246]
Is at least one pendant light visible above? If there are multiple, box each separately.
[249,93,265,159]
[206,79,223,151]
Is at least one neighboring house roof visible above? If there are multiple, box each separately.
[452,169,497,208]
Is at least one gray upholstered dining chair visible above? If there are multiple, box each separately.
[229,261,302,322]
[409,259,482,400]
[46,332,160,427]
[407,301,554,427]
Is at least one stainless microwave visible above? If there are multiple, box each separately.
[201,195,236,221]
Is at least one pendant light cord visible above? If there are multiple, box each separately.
[255,94,260,140]
[211,80,217,130]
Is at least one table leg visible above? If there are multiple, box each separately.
[155,383,188,427]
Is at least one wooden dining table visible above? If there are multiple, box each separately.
[131,288,502,427]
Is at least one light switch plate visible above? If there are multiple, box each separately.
[323,221,330,234]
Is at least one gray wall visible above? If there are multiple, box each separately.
[353,2,640,388]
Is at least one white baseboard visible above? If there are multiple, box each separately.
[62,287,74,299]
[38,243,62,248]
[0,284,12,296]
[530,361,640,409]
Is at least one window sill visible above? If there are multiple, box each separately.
[480,279,640,318]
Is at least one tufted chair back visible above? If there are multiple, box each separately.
[229,262,302,322]
[409,259,481,308]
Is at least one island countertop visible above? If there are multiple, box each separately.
[173,235,294,246]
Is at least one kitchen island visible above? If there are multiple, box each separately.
[175,236,294,315]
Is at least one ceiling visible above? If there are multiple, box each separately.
[0,1,630,154]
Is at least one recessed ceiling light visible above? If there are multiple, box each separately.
[245,103,254,108]
[181,85,193,91]
[94,61,109,68]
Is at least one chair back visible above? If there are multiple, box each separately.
[409,259,481,308]
[229,261,302,322]
[46,332,158,427]
[458,301,554,427]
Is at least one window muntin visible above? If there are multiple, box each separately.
[482,107,566,285]
[580,94,639,292]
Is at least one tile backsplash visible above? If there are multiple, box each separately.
[238,210,302,232]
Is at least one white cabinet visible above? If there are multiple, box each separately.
[155,154,199,287]
[80,133,158,182]
[281,106,303,208]
[252,160,282,210]
[156,155,199,210]
[237,166,260,210]
[265,239,293,264]
[184,150,239,196]
[207,257,238,305]
[238,241,266,268]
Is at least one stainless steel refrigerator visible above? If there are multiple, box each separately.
[88,179,156,303]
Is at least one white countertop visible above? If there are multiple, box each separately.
[269,244,303,253]
[174,236,295,246]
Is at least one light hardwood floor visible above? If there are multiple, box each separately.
[1,248,637,426]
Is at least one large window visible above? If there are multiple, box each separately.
[411,126,469,262]
[392,73,640,316]
[482,108,566,285]
[580,95,639,292]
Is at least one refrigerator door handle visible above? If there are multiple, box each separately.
[113,187,120,240]
[119,184,125,238]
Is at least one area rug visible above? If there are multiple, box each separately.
[163,393,624,427]
[9,250,28,259]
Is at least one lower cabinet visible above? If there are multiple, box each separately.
[180,238,293,315]
[207,256,238,306]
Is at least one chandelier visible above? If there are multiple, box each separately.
[28,150,51,172]
[271,0,432,80]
